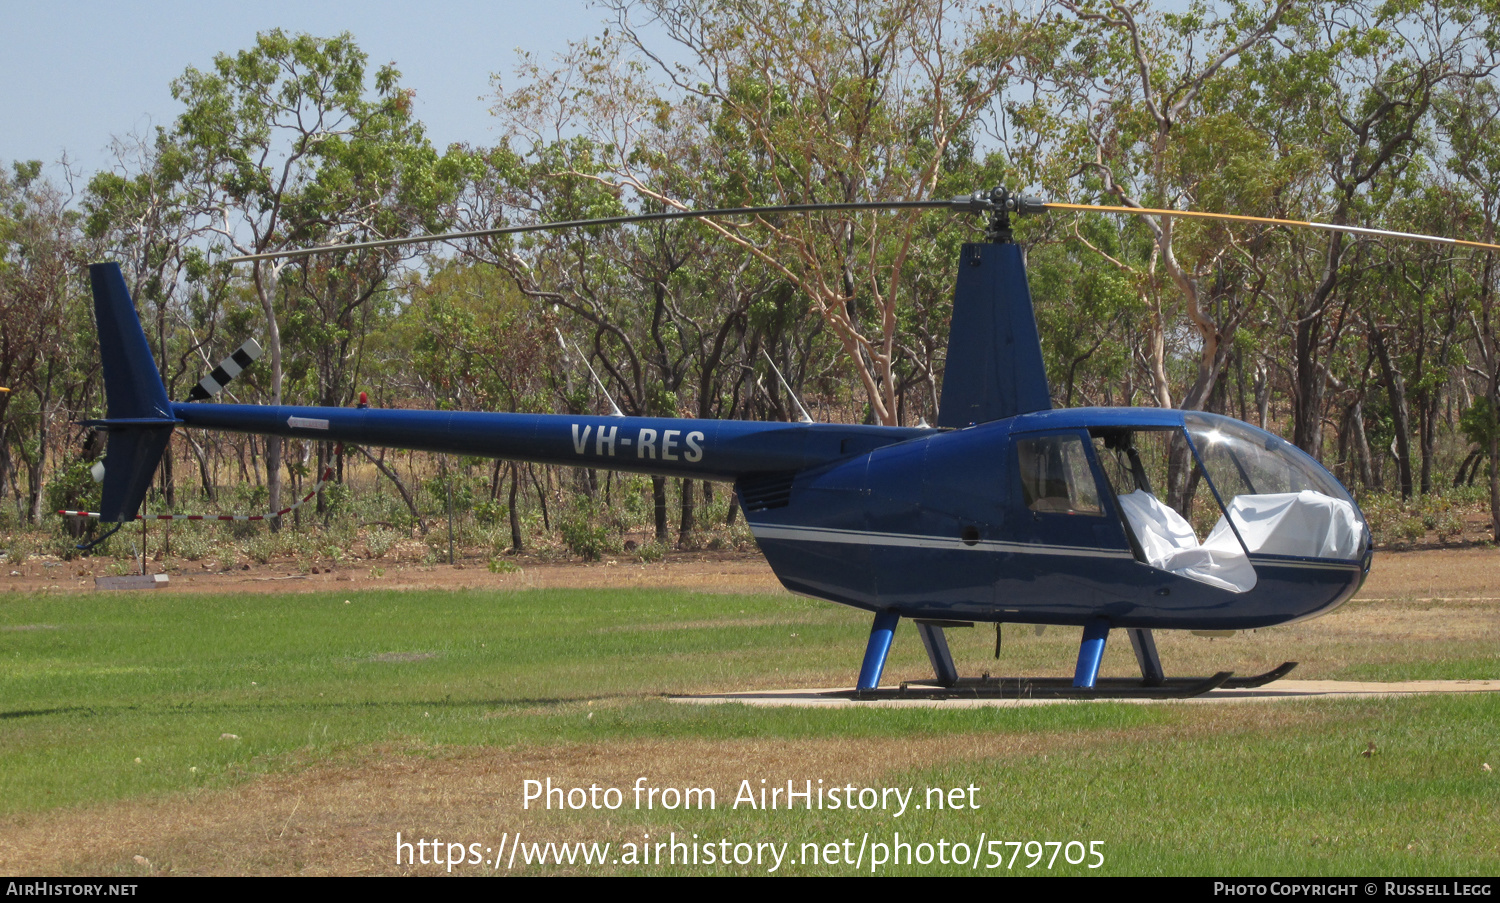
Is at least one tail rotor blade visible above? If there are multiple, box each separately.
[186,338,264,402]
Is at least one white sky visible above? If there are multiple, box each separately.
[1,0,629,184]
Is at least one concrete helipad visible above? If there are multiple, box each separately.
[670,679,1500,708]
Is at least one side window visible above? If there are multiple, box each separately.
[1017,434,1103,516]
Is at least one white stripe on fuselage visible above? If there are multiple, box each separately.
[748,524,1136,559]
[1247,555,1363,571]
[749,523,1364,570]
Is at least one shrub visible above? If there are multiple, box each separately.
[559,512,615,561]
[319,481,351,517]
[364,528,401,559]
[1436,512,1467,541]
[171,527,214,562]
[473,499,508,526]
[246,533,279,565]
[44,458,103,518]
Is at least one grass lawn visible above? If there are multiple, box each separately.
[0,587,1496,875]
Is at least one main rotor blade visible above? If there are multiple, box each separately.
[224,193,1500,264]
[223,199,953,264]
[1044,201,1500,254]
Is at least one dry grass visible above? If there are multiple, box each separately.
[0,705,1336,876]
[1359,547,1500,599]
[0,550,783,596]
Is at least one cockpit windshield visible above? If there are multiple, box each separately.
[1183,414,1352,502]
[1184,413,1369,561]
[1089,414,1370,594]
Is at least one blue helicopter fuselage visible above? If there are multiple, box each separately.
[743,406,1369,631]
[169,401,1368,633]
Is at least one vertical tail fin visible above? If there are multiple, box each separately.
[87,262,178,522]
[936,242,1052,428]
[91,263,172,420]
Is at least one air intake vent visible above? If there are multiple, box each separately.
[737,472,796,512]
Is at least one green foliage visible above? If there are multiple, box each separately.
[473,500,508,527]
[169,525,214,562]
[422,473,472,514]
[1360,494,1426,546]
[558,504,617,561]
[488,556,521,574]
[1460,398,1498,456]
[633,541,667,563]
[318,481,351,518]
[43,457,102,517]
[245,532,280,565]
[1359,487,1486,547]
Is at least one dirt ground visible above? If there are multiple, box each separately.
[4,543,1495,600]
[1,548,786,596]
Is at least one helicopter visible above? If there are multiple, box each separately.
[79,187,1498,699]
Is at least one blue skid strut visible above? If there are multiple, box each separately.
[1073,619,1111,688]
[857,610,901,692]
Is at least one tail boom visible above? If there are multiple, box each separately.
[86,258,933,521]
[174,403,932,482]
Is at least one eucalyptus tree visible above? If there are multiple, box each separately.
[85,134,230,504]
[1243,0,1499,458]
[0,161,89,523]
[166,29,465,518]
[492,0,1041,426]
[1024,0,1297,417]
[403,262,556,549]
[456,137,772,543]
[453,141,672,538]
[1437,76,1500,534]
[1005,0,1298,513]
[1358,180,1478,499]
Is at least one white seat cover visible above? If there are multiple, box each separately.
[1116,490,1257,593]
[1203,490,1364,560]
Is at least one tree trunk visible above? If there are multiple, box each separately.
[159,443,175,510]
[1348,400,1375,491]
[1419,397,1438,496]
[257,262,285,531]
[185,431,217,502]
[678,477,695,546]
[508,463,523,552]
[1491,421,1500,542]
[528,465,549,531]
[651,475,668,544]
[1369,323,1414,499]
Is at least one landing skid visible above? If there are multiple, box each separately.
[850,612,1297,700]
[1220,660,1299,688]
[839,661,1297,700]
[842,671,1234,700]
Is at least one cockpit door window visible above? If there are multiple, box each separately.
[1016,433,1104,516]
